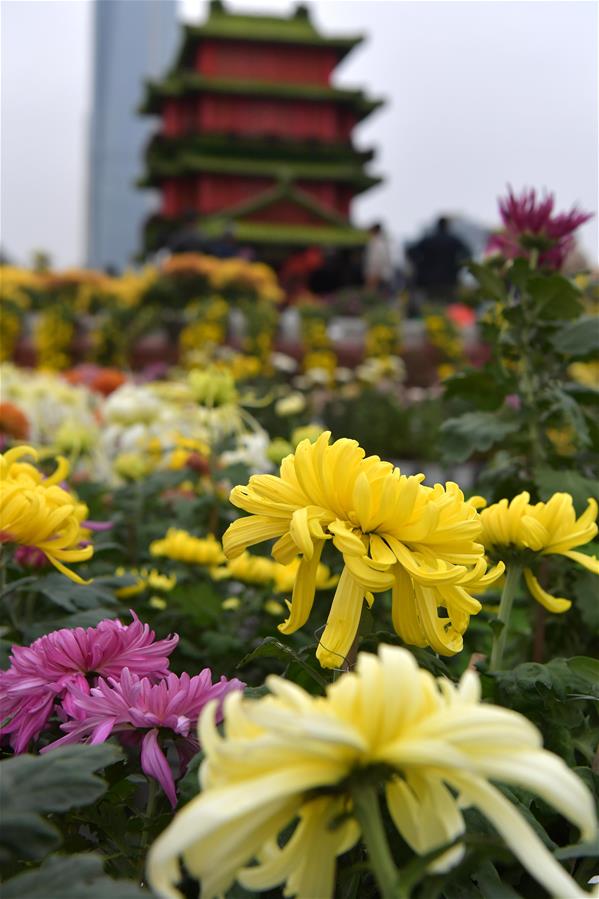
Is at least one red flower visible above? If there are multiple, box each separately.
[0,612,178,752]
[487,187,592,270]
[44,667,244,806]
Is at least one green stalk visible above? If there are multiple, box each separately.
[139,778,158,879]
[0,547,6,597]
[489,562,522,672]
[351,782,403,899]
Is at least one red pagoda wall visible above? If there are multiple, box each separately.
[244,200,327,226]
[196,175,272,214]
[162,95,356,142]
[161,174,353,220]
[195,40,337,86]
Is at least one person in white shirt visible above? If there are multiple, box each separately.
[363,222,394,291]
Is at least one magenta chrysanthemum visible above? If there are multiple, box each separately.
[487,187,592,269]
[43,667,245,806]
[0,612,178,752]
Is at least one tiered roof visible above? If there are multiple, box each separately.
[139,1,384,255]
[173,2,363,60]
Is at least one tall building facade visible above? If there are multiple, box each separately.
[87,0,178,271]
[139,0,383,261]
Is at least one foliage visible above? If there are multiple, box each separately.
[1,194,598,898]
[440,258,599,501]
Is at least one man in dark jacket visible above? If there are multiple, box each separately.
[407,217,471,303]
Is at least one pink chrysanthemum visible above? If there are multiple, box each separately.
[43,667,245,806]
[487,187,592,269]
[0,612,178,752]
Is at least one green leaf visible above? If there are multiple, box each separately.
[508,258,534,288]
[567,657,599,684]
[0,576,38,600]
[0,814,61,863]
[237,637,327,688]
[564,382,599,406]
[471,861,524,897]
[468,263,506,301]
[440,411,520,463]
[545,387,591,447]
[1,744,123,815]
[0,746,123,863]
[552,316,599,358]
[1,854,148,898]
[237,635,304,667]
[177,751,204,807]
[554,836,599,860]
[573,569,599,630]
[443,369,510,411]
[533,467,599,512]
[26,608,119,640]
[528,274,583,320]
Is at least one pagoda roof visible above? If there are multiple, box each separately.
[145,133,376,167]
[205,180,350,227]
[150,215,368,248]
[139,73,384,122]
[208,220,369,247]
[141,153,382,193]
[173,2,363,68]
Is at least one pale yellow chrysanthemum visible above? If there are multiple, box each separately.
[150,529,225,567]
[0,446,92,583]
[479,492,599,612]
[147,645,596,899]
[223,433,503,666]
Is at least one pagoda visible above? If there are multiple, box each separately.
[139,0,384,261]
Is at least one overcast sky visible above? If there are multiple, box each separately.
[2,0,598,268]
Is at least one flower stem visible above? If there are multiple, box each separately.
[490,562,522,672]
[139,778,158,879]
[0,547,6,598]
[343,630,361,672]
[351,782,402,899]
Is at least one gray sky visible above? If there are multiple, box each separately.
[2,0,598,268]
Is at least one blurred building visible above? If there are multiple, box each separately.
[139,0,384,263]
[87,0,178,271]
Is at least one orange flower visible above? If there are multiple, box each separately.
[91,368,127,396]
[0,403,29,440]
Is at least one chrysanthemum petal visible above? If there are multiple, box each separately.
[386,774,465,872]
[523,568,572,613]
[317,568,365,669]
[562,549,599,574]
[450,773,592,899]
[278,541,324,635]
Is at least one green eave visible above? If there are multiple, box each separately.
[140,153,381,191]
[202,218,369,247]
[140,73,383,122]
[145,133,375,167]
[173,12,363,70]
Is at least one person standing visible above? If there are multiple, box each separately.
[363,223,394,292]
[407,216,471,303]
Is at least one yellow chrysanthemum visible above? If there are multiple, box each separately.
[272,556,338,595]
[212,551,338,596]
[211,551,277,586]
[479,492,599,612]
[114,568,147,598]
[147,645,596,899]
[223,433,503,666]
[150,529,225,567]
[0,446,92,583]
[115,567,178,598]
